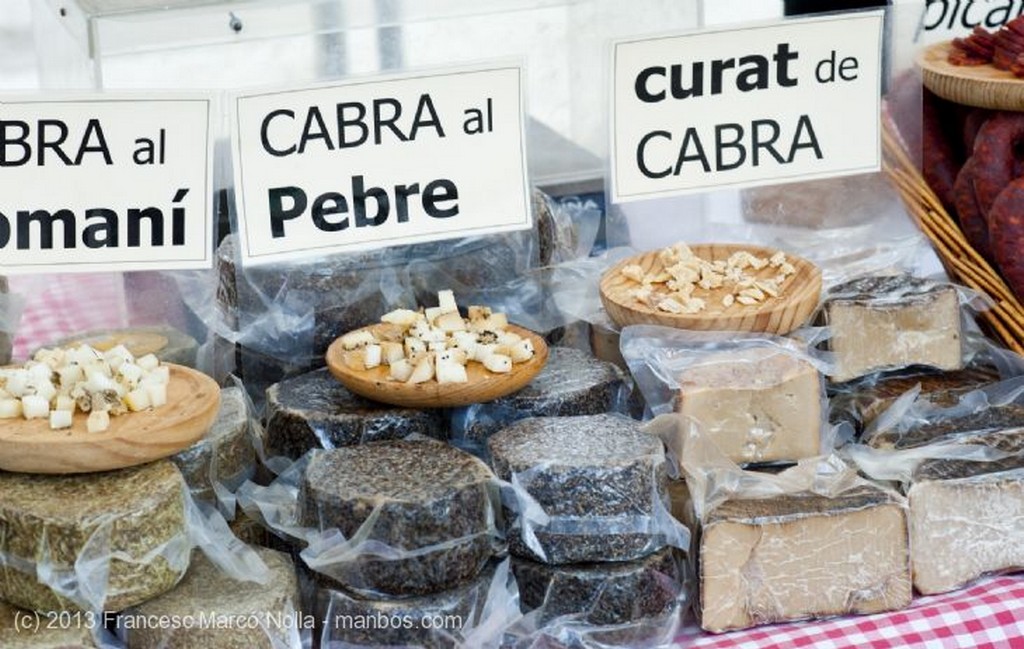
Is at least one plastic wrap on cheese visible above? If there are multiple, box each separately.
[622,325,834,466]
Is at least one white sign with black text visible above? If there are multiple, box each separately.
[0,95,214,274]
[232,65,531,266]
[610,11,884,202]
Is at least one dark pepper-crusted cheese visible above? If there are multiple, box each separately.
[300,440,496,597]
[265,367,447,459]
[489,414,669,564]
[512,546,686,625]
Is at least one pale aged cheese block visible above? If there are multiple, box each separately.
[170,386,254,505]
[123,547,300,649]
[456,347,626,446]
[49,324,199,368]
[315,562,495,649]
[489,414,669,564]
[0,600,98,648]
[909,460,1024,595]
[0,461,189,613]
[677,347,822,465]
[512,547,685,625]
[699,486,911,633]
[265,367,447,459]
[824,275,963,383]
[300,441,495,597]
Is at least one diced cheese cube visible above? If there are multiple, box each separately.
[103,344,134,368]
[86,371,117,393]
[468,306,492,322]
[472,344,496,363]
[146,383,168,408]
[437,290,458,314]
[340,329,376,350]
[496,331,522,346]
[405,337,427,357]
[428,341,448,352]
[407,357,435,384]
[425,306,444,323]
[58,364,84,388]
[418,329,448,344]
[509,339,535,363]
[4,370,28,397]
[55,395,76,413]
[389,359,415,382]
[85,360,112,378]
[0,398,22,419]
[136,354,160,372]
[439,348,469,365]
[380,341,405,365]
[145,366,171,386]
[21,395,50,419]
[87,410,110,434]
[343,350,367,371]
[482,313,509,331]
[483,354,513,374]
[27,363,53,384]
[49,410,73,430]
[118,362,144,386]
[436,311,467,332]
[364,344,382,369]
[125,387,151,412]
[380,308,422,328]
[436,360,468,384]
[31,380,57,403]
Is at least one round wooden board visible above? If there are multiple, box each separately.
[326,325,549,408]
[599,243,822,334]
[0,364,220,475]
[918,41,1024,111]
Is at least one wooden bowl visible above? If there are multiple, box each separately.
[599,243,822,334]
[326,325,549,408]
[0,364,220,474]
[919,41,1024,111]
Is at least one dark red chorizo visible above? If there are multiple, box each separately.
[969,112,1024,215]
[962,109,992,153]
[922,90,965,214]
[954,158,994,260]
[988,178,1024,301]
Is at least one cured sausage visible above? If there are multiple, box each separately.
[922,90,965,214]
[988,178,1024,301]
[969,112,1024,216]
[954,158,994,261]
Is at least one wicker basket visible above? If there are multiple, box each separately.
[882,122,1024,354]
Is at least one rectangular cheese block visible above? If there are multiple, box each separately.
[699,486,911,633]
[909,462,1024,595]
[825,275,962,383]
[677,347,822,465]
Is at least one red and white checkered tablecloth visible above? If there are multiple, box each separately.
[674,575,1024,649]
[9,273,128,361]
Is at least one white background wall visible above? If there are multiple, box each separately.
[1,0,38,89]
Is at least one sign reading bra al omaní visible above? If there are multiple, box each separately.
[0,95,215,274]
[611,11,884,202]
[232,64,531,266]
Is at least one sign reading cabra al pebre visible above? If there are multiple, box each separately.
[232,64,531,266]
[610,11,884,202]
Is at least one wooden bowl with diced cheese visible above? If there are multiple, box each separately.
[326,291,549,408]
[600,243,822,335]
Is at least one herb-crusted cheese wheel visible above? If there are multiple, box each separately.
[265,367,447,459]
[170,387,254,505]
[300,441,496,597]
[0,600,99,648]
[700,485,910,633]
[489,414,669,564]
[0,460,189,613]
[456,347,626,446]
[512,547,686,625]
[123,548,300,649]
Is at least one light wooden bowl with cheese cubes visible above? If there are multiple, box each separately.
[0,344,219,474]
[326,290,549,408]
[600,243,822,335]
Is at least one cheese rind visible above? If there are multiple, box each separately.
[0,460,189,612]
[699,486,911,633]
[909,466,1024,595]
[123,547,299,649]
[824,275,962,382]
[677,347,822,464]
